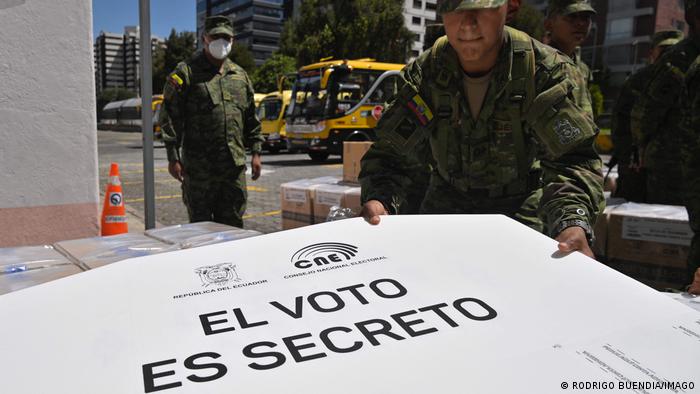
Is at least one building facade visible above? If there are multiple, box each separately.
[404,0,438,60]
[197,0,292,66]
[94,27,164,96]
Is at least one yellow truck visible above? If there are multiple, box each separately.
[259,90,292,154]
[285,58,404,161]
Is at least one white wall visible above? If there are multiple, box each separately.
[0,0,100,246]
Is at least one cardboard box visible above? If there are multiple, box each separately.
[312,184,361,223]
[343,141,373,183]
[342,187,362,214]
[607,203,692,267]
[605,259,688,291]
[0,264,83,295]
[146,222,261,248]
[55,233,175,270]
[280,176,340,230]
[592,197,626,259]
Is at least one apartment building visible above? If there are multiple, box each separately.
[94,27,165,96]
[197,0,293,66]
[404,0,438,60]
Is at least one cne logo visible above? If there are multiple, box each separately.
[291,242,359,269]
[194,263,241,287]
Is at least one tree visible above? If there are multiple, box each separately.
[508,2,545,41]
[152,29,196,94]
[280,0,414,66]
[96,88,137,120]
[251,54,297,93]
[229,42,256,73]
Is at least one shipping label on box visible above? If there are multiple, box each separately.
[622,217,693,246]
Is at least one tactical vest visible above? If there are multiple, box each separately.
[426,27,537,198]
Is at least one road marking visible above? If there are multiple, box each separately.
[243,210,281,219]
[323,164,342,169]
[120,168,169,175]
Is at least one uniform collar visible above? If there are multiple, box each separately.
[195,50,237,75]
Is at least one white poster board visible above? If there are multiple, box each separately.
[1,216,698,393]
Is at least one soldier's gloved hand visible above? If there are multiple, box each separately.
[689,268,700,295]
[555,226,595,259]
[168,161,185,182]
[251,153,262,181]
[361,200,388,225]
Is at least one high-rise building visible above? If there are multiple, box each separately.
[404,0,438,60]
[94,26,164,96]
[197,0,294,66]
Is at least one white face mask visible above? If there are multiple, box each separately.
[208,38,232,60]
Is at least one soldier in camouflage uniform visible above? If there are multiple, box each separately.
[161,16,264,228]
[544,0,596,113]
[360,0,604,257]
[630,0,700,206]
[611,30,683,202]
[680,1,700,293]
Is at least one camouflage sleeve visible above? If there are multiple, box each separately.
[162,63,189,163]
[243,73,263,154]
[610,73,638,165]
[359,60,431,214]
[526,61,605,239]
[681,58,700,281]
[630,55,684,147]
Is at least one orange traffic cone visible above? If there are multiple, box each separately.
[101,163,128,235]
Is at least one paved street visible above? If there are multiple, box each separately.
[97,130,342,234]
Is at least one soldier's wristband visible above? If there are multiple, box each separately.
[554,219,595,246]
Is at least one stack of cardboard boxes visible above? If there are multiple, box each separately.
[594,202,693,290]
[280,142,371,230]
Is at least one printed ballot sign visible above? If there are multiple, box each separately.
[1,215,699,393]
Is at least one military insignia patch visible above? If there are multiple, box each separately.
[168,74,184,91]
[406,94,434,126]
[554,119,581,145]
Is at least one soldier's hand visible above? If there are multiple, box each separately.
[251,153,262,181]
[168,161,185,182]
[689,268,700,295]
[555,226,595,259]
[361,200,388,225]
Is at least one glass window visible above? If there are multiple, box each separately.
[606,17,633,40]
[413,0,422,9]
[412,16,421,25]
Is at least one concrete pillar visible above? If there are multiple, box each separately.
[0,0,100,246]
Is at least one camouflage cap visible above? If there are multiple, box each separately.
[547,0,596,16]
[437,0,507,14]
[205,16,234,37]
[651,30,683,48]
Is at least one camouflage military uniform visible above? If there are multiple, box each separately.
[630,32,700,205]
[611,65,653,201]
[360,25,604,240]
[162,51,263,228]
[681,54,700,285]
[611,30,683,201]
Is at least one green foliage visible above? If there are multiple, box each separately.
[251,53,297,94]
[152,29,196,94]
[280,0,413,66]
[96,88,137,120]
[508,2,545,41]
[589,83,604,118]
[229,42,256,73]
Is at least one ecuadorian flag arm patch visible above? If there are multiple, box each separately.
[168,74,184,91]
[406,94,434,126]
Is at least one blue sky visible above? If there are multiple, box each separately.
[92,0,195,39]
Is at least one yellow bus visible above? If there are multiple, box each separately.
[259,90,292,154]
[285,58,404,161]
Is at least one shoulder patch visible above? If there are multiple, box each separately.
[168,74,184,91]
[406,94,433,126]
